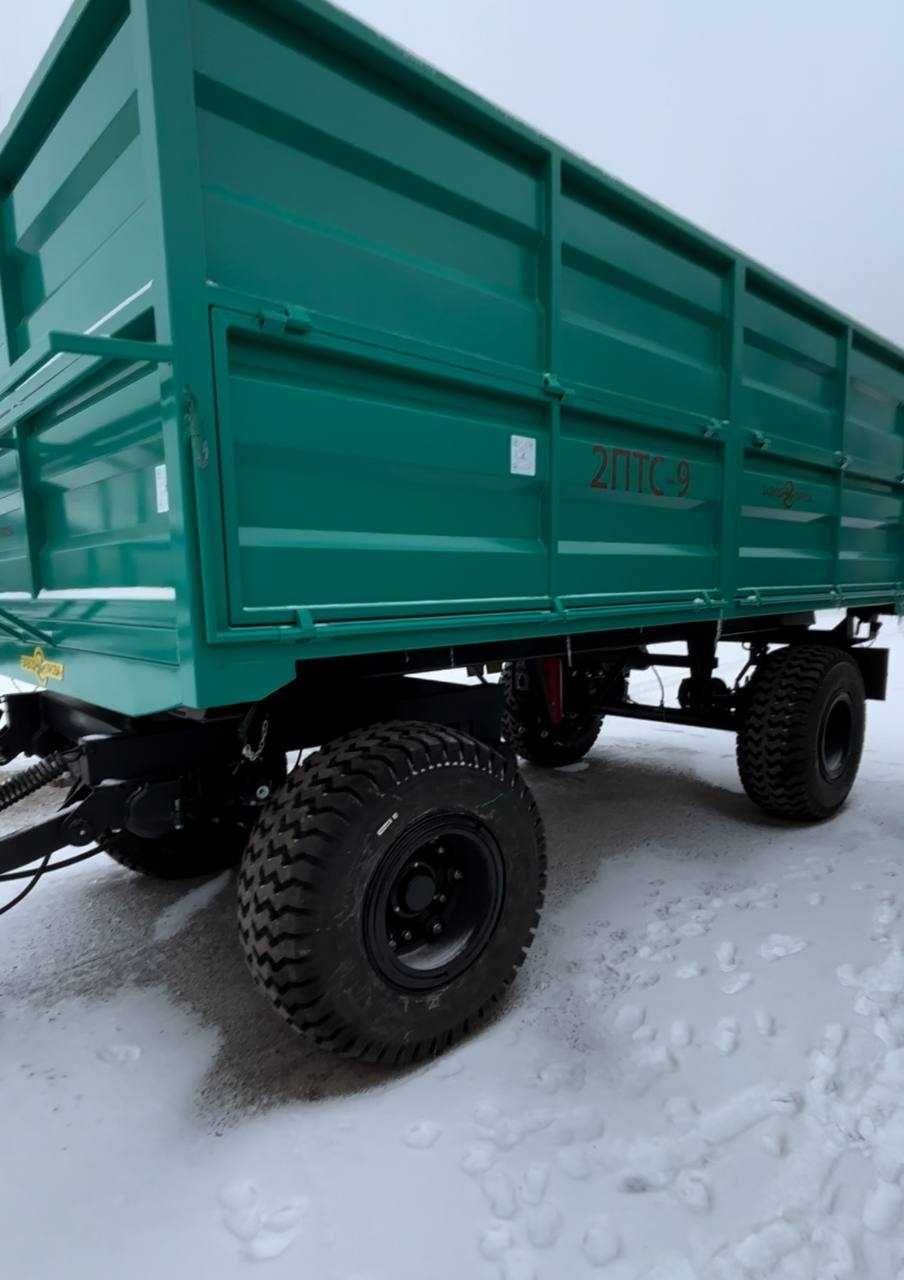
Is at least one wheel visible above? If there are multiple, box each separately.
[105,754,286,880]
[736,645,866,821]
[237,721,546,1063]
[104,824,251,880]
[501,660,613,767]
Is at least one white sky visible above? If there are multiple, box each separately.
[3,0,903,347]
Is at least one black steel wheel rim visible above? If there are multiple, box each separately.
[364,813,505,991]
[818,690,855,781]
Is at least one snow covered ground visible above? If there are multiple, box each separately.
[2,623,904,1280]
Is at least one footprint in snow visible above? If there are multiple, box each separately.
[218,1180,308,1261]
[675,962,705,980]
[487,1116,524,1150]
[734,1219,802,1273]
[722,972,753,996]
[582,1216,621,1267]
[714,1017,740,1055]
[823,1023,847,1056]
[614,1004,646,1034]
[518,1161,550,1206]
[97,1043,141,1065]
[863,1180,903,1234]
[478,1222,515,1261]
[674,1169,711,1212]
[635,1042,677,1076]
[670,1020,693,1049]
[403,1121,442,1149]
[807,891,824,907]
[461,1142,495,1176]
[716,940,738,973]
[754,1007,775,1037]
[536,1060,586,1093]
[474,1100,503,1129]
[759,933,807,961]
[481,1168,517,1219]
[760,1122,787,1158]
[525,1202,563,1249]
[501,1249,538,1280]
[664,1096,699,1128]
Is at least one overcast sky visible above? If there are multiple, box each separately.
[4,0,903,347]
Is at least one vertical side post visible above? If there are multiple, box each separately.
[130,0,223,698]
[14,425,41,597]
[545,152,562,612]
[0,190,20,377]
[834,327,852,600]
[719,259,745,609]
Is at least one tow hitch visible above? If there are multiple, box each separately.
[0,690,247,911]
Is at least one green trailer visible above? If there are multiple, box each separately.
[0,0,900,1061]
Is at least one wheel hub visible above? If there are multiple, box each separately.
[818,691,855,781]
[364,815,505,991]
[396,863,437,915]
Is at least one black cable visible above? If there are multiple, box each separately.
[0,848,54,916]
[0,754,97,913]
[0,847,101,882]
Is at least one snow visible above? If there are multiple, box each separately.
[2,622,904,1278]
[153,871,231,942]
[0,586,175,601]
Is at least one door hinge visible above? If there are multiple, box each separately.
[183,388,209,470]
[258,305,313,336]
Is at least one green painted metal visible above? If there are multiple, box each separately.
[0,0,901,716]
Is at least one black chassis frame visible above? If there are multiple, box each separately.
[0,606,890,876]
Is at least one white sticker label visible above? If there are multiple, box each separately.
[510,434,536,477]
[155,463,169,514]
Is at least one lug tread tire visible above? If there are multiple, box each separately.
[104,829,246,880]
[737,645,865,821]
[501,663,603,768]
[237,721,546,1065]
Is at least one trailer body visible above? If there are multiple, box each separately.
[0,0,901,718]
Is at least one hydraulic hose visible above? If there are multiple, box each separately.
[0,752,67,814]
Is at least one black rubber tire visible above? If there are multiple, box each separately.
[104,825,249,880]
[501,661,604,767]
[237,721,546,1064]
[737,645,866,821]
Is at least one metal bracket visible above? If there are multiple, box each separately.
[46,331,175,366]
[0,331,175,404]
[258,306,313,336]
[0,784,133,875]
[751,431,770,450]
[541,372,568,400]
[835,452,850,471]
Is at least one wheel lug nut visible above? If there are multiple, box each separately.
[402,930,413,942]
[393,905,402,915]
[435,893,447,905]
[450,869,463,882]
[431,922,443,936]
[436,845,445,855]
[388,937,397,950]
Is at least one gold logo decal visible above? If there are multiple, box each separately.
[20,646,64,686]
